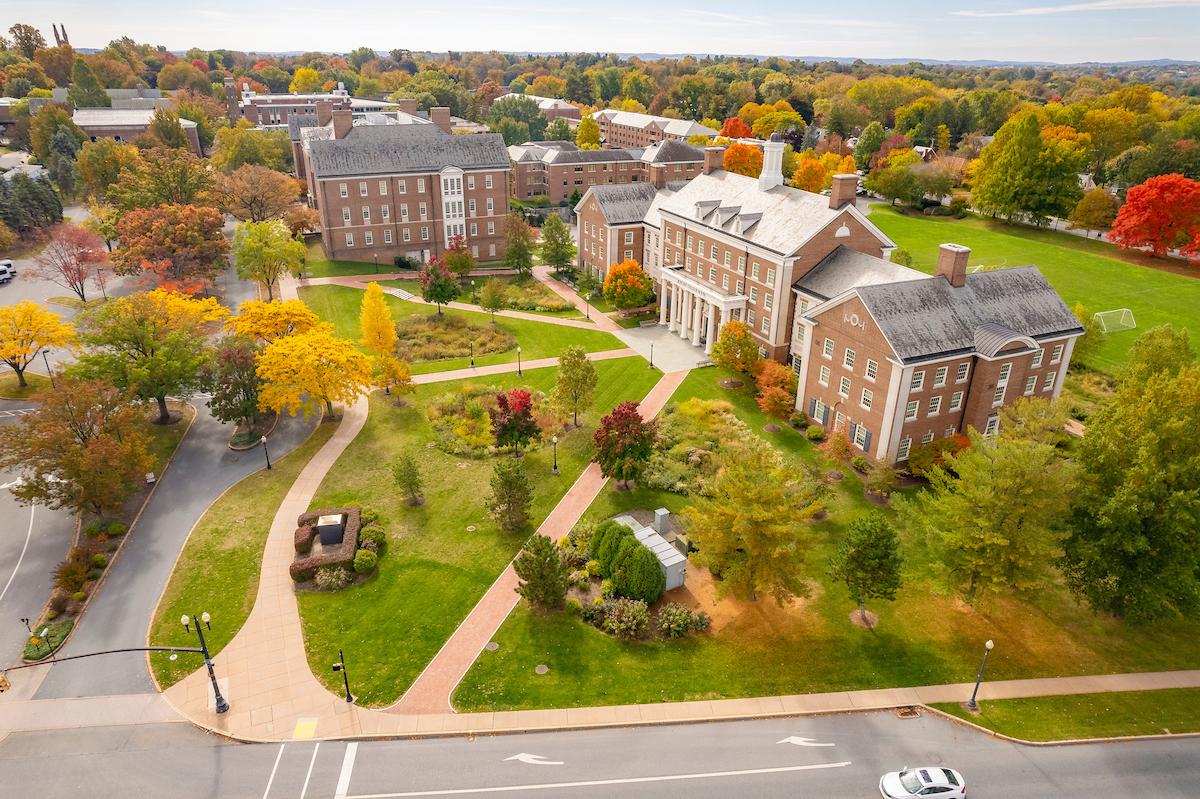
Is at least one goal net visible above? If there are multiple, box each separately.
[1092,308,1136,333]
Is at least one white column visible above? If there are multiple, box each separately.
[678,290,691,339]
[691,296,703,347]
[669,284,680,332]
[705,303,719,354]
[659,281,670,325]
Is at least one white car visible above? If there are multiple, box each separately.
[879,766,966,797]
[0,259,14,284]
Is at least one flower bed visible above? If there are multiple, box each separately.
[426,384,554,457]
[643,398,770,496]
[394,314,514,363]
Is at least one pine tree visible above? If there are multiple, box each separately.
[487,458,532,533]
[539,214,576,279]
[67,58,111,108]
[828,513,903,626]
[392,452,424,506]
[514,534,569,610]
[550,346,598,427]
[614,545,665,604]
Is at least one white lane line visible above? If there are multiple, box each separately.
[261,743,286,799]
[0,506,34,604]
[335,742,359,799]
[345,760,852,798]
[300,742,320,799]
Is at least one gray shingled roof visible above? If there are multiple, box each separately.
[794,246,926,301]
[853,266,1083,363]
[288,112,319,141]
[642,139,704,164]
[585,183,661,225]
[308,126,509,178]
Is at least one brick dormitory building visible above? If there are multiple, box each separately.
[296,102,511,264]
[509,139,705,205]
[574,134,1084,463]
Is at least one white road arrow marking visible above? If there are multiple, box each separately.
[777,736,836,747]
[504,753,564,766]
[0,477,24,490]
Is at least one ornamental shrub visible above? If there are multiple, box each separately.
[90,553,109,569]
[315,566,352,591]
[353,549,378,574]
[806,424,825,441]
[601,598,649,639]
[600,578,616,598]
[615,545,665,604]
[53,557,88,593]
[692,611,712,632]
[657,603,694,639]
[585,559,601,577]
[358,525,386,553]
[72,591,87,602]
[594,521,634,576]
[610,536,641,580]
[851,455,870,473]
[565,597,582,615]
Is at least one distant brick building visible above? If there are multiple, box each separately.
[224,78,406,128]
[503,93,581,124]
[590,110,718,149]
[72,108,202,155]
[508,139,704,205]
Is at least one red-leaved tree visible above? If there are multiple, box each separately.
[111,203,230,293]
[723,142,764,178]
[593,401,657,489]
[720,117,753,139]
[489,388,541,455]
[32,223,108,302]
[1110,174,1200,261]
[756,360,798,420]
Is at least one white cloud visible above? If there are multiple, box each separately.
[954,0,1200,18]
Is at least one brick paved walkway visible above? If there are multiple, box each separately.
[532,266,624,334]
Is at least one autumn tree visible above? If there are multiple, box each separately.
[490,388,541,455]
[202,335,263,428]
[112,204,230,293]
[73,289,228,423]
[0,377,154,518]
[290,66,322,94]
[282,205,321,237]
[107,146,214,212]
[76,138,140,200]
[1109,174,1200,260]
[8,23,47,58]
[720,117,752,139]
[226,299,323,344]
[443,234,476,277]
[217,165,300,222]
[575,115,601,150]
[31,223,108,302]
[514,533,569,610]
[791,158,827,193]
[971,112,1086,226]
[0,301,75,388]
[710,320,759,374]
[755,359,797,420]
[828,513,903,626]
[1122,324,1193,385]
[478,278,505,321]
[723,142,764,177]
[602,259,655,310]
[854,121,887,170]
[1068,187,1119,236]
[144,109,190,150]
[488,458,533,533]
[418,258,459,315]
[684,446,826,603]
[257,327,372,418]
[550,345,598,427]
[539,213,576,279]
[211,121,291,172]
[1069,303,1106,366]
[359,281,398,357]
[593,401,657,488]
[503,211,535,275]
[231,220,304,301]
[30,105,84,163]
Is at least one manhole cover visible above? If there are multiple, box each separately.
[466,525,477,532]
[485,642,500,652]
[534,664,549,675]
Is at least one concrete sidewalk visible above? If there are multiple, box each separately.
[412,347,636,385]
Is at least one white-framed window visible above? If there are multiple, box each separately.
[675,230,682,245]
[984,414,1000,437]
[764,293,773,310]
[1051,344,1064,364]
[342,207,351,223]
[737,256,745,270]
[467,175,475,190]
[364,231,373,245]
[1032,348,1044,368]
[813,399,827,424]
[834,411,846,432]
[471,245,478,257]
[489,243,496,257]
[950,391,963,411]
[382,205,390,220]
[362,206,371,222]
[722,275,729,289]
[911,371,925,391]
[624,231,634,244]
[1044,371,1056,391]
[1024,375,1037,395]
[421,226,429,241]
[944,426,956,437]
[724,252,731,266]
[839,376,851,397]
[378,180,388,195]
[419,202,428,220]
[866,359,878,381]
[401,204,409,221]
[750,286,759,303]
[402,228,411,242]
[344,232,354,247]
[709,267,717,282]
[417,178,426,193]
[998,362,1012,386]
[860,388,873,410]
[625,250,633,260]
[485,175,493,189]
[383,229,392,244]
[905,400,919,421]
[468,199,476,214]
[897,437,912,461]
[992,386,1005,406]
[822,338,834,358]
[928,396,942,416]
[359,181,368,197]
[761,315,770,333]
[339,182,348,198]
[710,244,718,259]
[934,366,948,387]
[956,362,969,383]
[921,430,935,445]
[398,180,406,194]
[486,198,494,213]
[843,348,856,369]
[469,223,477,237]
[766,267,776,287]
[853,424,869,449]
[736,280,744,294]
[818,365,830,386]
[751,262,760,280]
[487,221,495,235]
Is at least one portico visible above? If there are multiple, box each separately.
[658,265,748,355]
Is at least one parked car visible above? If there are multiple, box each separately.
[0,259,15,284]
[879,766,966,798]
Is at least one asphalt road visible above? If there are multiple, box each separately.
[1,712,1197,798]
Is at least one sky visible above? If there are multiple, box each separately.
[23,0,1200,63]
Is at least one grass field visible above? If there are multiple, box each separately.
[298,284,622,374]
[932,689,1200,741]
[304,242,391,278]
[452,367,1200,712]
[382,275,586,320]
[148,421,332,688]
[868,207,1200,372]
[0,371,50,400]
[296,357,663,706]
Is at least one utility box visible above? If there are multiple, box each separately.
[654,507,670,534]
[316,513,347,546]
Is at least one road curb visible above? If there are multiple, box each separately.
[918,703,1200,747]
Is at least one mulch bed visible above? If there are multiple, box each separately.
[719,379,744,389]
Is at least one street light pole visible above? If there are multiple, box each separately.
[183,612,229,714]
[332,649,353,703]
[551,435,559,475]
[469,339,475,369]
[966,639,995,712]
[41,349,55,388]
[649,343,654,369]
[260,435,272,470]
[516,345,523,377]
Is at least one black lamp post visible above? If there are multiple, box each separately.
[469,339,475,369]
[649,343,654,369]
[182,612,229,714]
[260,435,272,470]
[966,639,995,712]
[551,435,559,475]
[41,349,55,388]
[516,345,523,377]
[332,649,353,703]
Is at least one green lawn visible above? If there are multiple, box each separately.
[296,356,663,706]
[931,689,1200,741]
[298,284,623,375]
[148,421,333,688]
[304,241,392,278]
[382,275,586,321]
[0,371,50,400]
[868,206,1200,372]
[146,404,196,473]
[453,367,1200,712]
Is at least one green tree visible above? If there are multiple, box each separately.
[487,457,532,533]
[514,534,569,610]
[8,23,47,58]
[684,446,826,603]
[854,121,887,170]
[550,345,598,427]
[418,258,459,315]
[538,213,576,278]
[971,113,1085,226]
[1067,187,1119,235]
[392,452,425,506]
[488,95,547,142]
[232,220,305,301]
[575,116,601,150]
[545,118,572,142]
[76,138,140,200]
[1122,324,1193,385]
[478,278,505,321]
[828,513,903,626]
[147,108,190,149]
[502,211,535,276]
[67,58,110,108]
[709,320,760,374]
[30,104,84,162]
[898,398,1075,603]
[107,146,213,212]
[1069,303,1105,367]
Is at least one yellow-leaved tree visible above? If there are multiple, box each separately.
[226,299,324,344]
[0,301,76,387]
[358,282,415,396]
[257,328,373,417]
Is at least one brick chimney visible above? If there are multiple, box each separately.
[829,173,858,209]
[315,100,333,127]
[331,108,353,140]
[936,243,971,288]
[395,98,418,115]
[430,107,452,134]
[759,134,784,191]
[703,146,724,175]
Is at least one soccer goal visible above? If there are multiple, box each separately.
[1093,308,1136,333]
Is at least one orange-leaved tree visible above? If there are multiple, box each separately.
[1110,174,1200,261]
[723,142,763,177]
[720,117,752,139]
[710,320,760,375]
[602,259,655,310]
[111,203,229,294]
[791,158,827,193]
[756,359,797,420]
